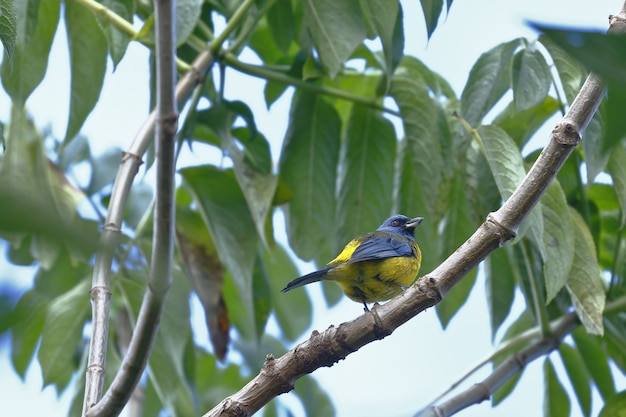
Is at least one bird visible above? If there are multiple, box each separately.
[282,215,423,310]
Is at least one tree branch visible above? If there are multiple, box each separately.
[86,0,177,415]
[417,295,626,417]
[201,6,626,417]
[81,15,216,417]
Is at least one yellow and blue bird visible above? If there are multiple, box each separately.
[282,215,423,310]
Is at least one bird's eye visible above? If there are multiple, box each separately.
[391,220,399,226]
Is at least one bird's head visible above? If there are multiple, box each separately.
[377,215,424,238]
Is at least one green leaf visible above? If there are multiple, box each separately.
[266,0,294,53]
[38,279,90,391]
[541,181,574,303]
[359,0,402,85]
[573,327,615,400]
[336,105,395,252]
[539,34,585,105]
[64,0,108,142]
[279,92,341,262]
[0,0,17,63]
[485,247,516,339]
[148,269,195,416]
[559,343,592,417]
[391,58,444,220]
[180,166,259,338]
[397,140,438,276]
[301,0,366,78]
[493,96,560,148]
[294,375,335,417]
[511,46,551,111]
[460,39,521,126]
[175,0,204,46]
[175,207,230,360]
[10,289,48,377]
[0,0,60,105]
[419,0,443,38]
[533,26,626,151]
[582,113,609,184]
[97,0,133,67]
[478,125,544,251]
[566,208,605,335]
[89,147,124,195]
[263,244,312,341]
[543,358,571,417]
[435,173,477,327]
[607,143,626,228]
[599,391,626,417]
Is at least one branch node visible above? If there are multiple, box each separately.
[121,151,144,165]
[417,276,443,303]
[552,121,580,146]
[370,304,392,340]
[486,213,516,245]
[471,382,491,402]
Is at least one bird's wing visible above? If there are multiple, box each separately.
[346,233,414,264]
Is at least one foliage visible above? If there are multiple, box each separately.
[0,0,625,416]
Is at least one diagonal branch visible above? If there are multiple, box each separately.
[416,295,626,417]
[201,5,626,417]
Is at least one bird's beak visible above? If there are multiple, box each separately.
[406,217,424,229]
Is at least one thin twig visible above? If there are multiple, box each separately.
[417,295,626,417]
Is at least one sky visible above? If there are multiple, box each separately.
[0,0,624,416]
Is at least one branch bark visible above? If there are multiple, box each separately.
[417,295,626,417]
[201,5,626,417]
[85,0,177,415]
[81,11,216,417]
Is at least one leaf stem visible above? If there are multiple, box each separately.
[225,54,400,116]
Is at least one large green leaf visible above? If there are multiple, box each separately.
[572,327,615,400]
[535,26,625,151]
[607,143,626,228]
[10,289,48,377]
[38,279,90,391]
[493,96,560,148]
[435,172,477,327]
[263,244,312,342]
[391,58,444,221]
[279,92,341,263]
[1,0,60,105]
[485,246,516,339]
[97,0,134,67]
[419,0,443,38]
[511,46,551,112]
[559,343,592,417]
[460,39,521,126]
[539,35,585,105]
[359,0,402,86]
[148,269,195,416]
[301,0,366,78]
[541,181,574,303]
[180,166,259,337]
[266,0,295,53]
[336,105,395,251]
[543,358,570,417]
[0,0,16,63]
[64,0,108,142]
[582,113,609,184]
[294,375,335,417]
[566,208,606,335]
[478,125,544,252]
[599,391,626,417]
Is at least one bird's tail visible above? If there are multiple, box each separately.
[281,268,331,292]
